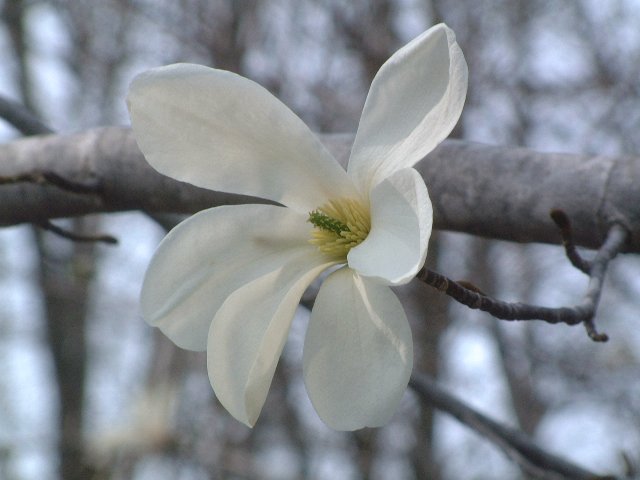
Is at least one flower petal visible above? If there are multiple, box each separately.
[127,63,357,212]
[347,24,468,191]
[207,259,332,427]
[141,204,332,351]
[303,268,413,430]
[347,168,432,285]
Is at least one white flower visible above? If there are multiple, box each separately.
[127,23,467,430]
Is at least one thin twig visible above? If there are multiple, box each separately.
[37,220,118,245]
[0,94,53,135]
[580,223,628,340]
[409,372,616,480]
[417,220,629,342]
[550,209,590,274]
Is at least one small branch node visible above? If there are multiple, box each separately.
[586,323,609,343]
[456,280,487,296]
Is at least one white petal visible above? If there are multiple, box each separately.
[347,24,468,191]
[303,268,413,430]
[347,168,432,285]
[141,204,331,351]
[208,259,332,427]
[128,64,356,213]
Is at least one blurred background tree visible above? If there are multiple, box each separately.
[0,0,639,478]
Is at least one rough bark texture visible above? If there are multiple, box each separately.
[0,127,637,252]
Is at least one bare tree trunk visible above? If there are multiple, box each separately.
[34,220,97,480]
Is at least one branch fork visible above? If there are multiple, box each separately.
[418,210,629,341]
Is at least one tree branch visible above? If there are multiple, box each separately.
[417,219,628,341]
[0,95,116,244]
[0,94,53,135]
[409,373,615,480]
[0,128,637,253]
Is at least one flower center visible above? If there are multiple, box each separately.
[307,197,370,260]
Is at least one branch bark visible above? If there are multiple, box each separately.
[0,127,638,252]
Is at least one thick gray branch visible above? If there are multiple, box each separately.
[0,127,637,252]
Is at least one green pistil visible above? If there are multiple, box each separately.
[308,210,350,235]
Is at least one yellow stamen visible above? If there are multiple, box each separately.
[308,198,370,260]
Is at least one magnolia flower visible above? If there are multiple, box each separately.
[127,23,467,430]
